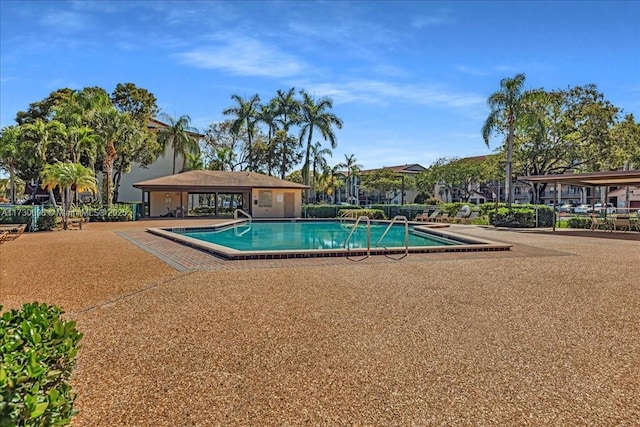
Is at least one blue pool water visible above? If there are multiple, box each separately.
[180,220,460,251]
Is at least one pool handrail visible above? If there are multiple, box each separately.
[234,209,252,222]
[376,215,409,260]
[343,215,371,260]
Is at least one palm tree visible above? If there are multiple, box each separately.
[310,141,332,202]
[273,88,300,131]
[481,73,527,208]
[41,162,97,229]
[156,113,199,174]
[298,91,343,201]
[20,118,64,203]
[223,94,261,171]
[336,153,362,204]
[257,103,279,175]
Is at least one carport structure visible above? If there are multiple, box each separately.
[520,170,640,231]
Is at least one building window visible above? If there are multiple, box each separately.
[258,190,272,207]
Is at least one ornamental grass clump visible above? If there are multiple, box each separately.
[0,303,82,427]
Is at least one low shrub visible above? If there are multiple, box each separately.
[0,303,83,426]
[487,204,554,228]
[567,217,590,229]
[338,208,386,220]
[86,204,134,222]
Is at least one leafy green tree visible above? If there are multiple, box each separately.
[111,82,159,123]
[109,84,161,201]
[0,126,21,203]
[203,120,248,171]
[482,73,528,207]
[223,94,261,171]
[609,114,640,168]
[299,91,343,200]
[15,88,75,125]
[359,168,403,204]
[156,113,199,174]
[272,129,303,179]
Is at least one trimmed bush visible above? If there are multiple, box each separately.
[338,208,386,220]
[85,204,134,222]
[567,217,590,229]
[0,207,34,231]
[488,205,554,228]
[0,303,83,426]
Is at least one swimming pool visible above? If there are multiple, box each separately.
[148,219,512,260]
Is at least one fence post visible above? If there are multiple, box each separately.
[32,205,43,231]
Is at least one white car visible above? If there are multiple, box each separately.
[593,203,616,214]
[573,204,591,214]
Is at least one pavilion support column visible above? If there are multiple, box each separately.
[552,182,557,232]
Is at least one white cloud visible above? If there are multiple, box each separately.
[298,79,485,110]
[179,37,306,78]
[39,11,88,33]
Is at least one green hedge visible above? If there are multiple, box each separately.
[0,206,35,231]
[80,204,134,222]
[488,205,554,228]
[338,208,386,220]
[566,217,590,229]
[0,303,83,426]
[301,202,553,227]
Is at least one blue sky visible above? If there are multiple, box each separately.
[1,0,639,170]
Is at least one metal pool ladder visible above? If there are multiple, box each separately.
[234,209,252,236]
[343,215,371,261]
[376,215,409,260]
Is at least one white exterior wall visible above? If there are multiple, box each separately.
[118,147,185,203]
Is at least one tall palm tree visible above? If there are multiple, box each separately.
[482,73,527,207]
[336,153,362,204]
[310,141,332,202]
[258,103,279,175]
[41,162,97,229]
[20,118,64,203]
[273,88,300,131]
[223,94,261,171]
[156,113,199,174]
[298,91,343,200]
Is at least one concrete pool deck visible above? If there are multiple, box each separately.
[0,219,638,425]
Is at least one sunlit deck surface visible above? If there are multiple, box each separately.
[1,219,638,426]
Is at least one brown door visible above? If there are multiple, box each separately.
[283,192,295,217]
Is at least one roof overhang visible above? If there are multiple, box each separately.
[519,170,640,187]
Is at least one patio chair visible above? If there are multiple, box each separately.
[416,209,439,222]
[610,215,631,233]
[434,212,450,223]
[589,214,611,231]
[0,231,9,244]
[3,224,26,241]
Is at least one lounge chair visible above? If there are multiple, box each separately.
[2,224,26,241]
[434,212,450,223]
[589,214,611,231]
[416,209,439,222]
[610,215,631,232]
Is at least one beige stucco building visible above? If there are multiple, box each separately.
[133,170,308,218]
